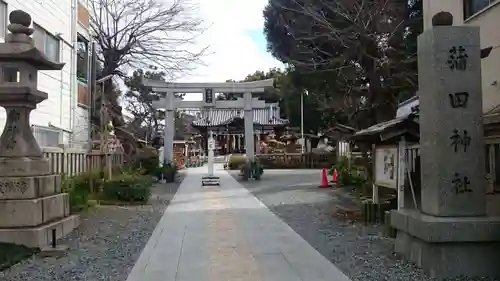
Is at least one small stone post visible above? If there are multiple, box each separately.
[207,130,215,176]
[0,10,80,248]
[390,12,500,279]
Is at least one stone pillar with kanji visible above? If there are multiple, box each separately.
[0,10,79,248]
[391,12,500,279]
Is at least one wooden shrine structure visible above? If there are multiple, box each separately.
[190,102,289,155]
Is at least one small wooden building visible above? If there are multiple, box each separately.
[321,124,357,157]
[191,103,289,155]
[351,113,420,208]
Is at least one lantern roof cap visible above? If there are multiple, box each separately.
[0,10,65,70]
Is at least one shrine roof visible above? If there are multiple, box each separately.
[350,113,419,144]
[321,124,357,140]
[192,108,289,127]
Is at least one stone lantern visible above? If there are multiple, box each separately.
[0,10,79,248]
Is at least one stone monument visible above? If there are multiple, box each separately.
[0,10,79,248]
[391,13,500,279]
[202,130,219,186]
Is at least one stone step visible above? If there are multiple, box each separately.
[0,214,80,248]
[202,176,220,186]
[0,174,61,200]
[0,193,70,227]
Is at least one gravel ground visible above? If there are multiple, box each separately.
[0,173,184,281]
[229,169,499,281]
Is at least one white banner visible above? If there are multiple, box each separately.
[374,145,398,189]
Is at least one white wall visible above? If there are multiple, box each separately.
[0,0,77,146]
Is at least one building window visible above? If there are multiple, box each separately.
[77,34,89,83]
[77,3,90,28]
[464,0,496,19]
[33,23,60,62]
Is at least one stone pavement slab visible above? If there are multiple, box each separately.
[126,167,352,281]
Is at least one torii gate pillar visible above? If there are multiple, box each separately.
[243,91,255,160]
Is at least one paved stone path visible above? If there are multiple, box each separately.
[126,166,351,281]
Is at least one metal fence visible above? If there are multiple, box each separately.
[256,152,336,169]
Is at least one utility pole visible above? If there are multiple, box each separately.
[97,75,113,185]
[88,42,97,152]
[99,93,106,185]
[301,89,308,154]
[87,42,97,193]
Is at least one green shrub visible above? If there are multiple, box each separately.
[240,160,264,181]
[74,168,115,189]
[61,171,97,213]
[62,168,124,212]
[159,161,178,182]
[329,156,367,186]
[329,156,348,175]
[347,168,367,186]
[101,172,152,202]
[228,154,247,170]
[133,146,160,175]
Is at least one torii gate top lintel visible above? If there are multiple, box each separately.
[143,78,275,93]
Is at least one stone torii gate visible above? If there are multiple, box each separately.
[145,78,274,174]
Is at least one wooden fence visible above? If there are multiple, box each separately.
[256,153,336,169]
[42,147,124,176]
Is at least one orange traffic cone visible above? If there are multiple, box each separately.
[318,168,330,188]
[331,168,338,183]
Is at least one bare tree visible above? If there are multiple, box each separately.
[89,0,207,156]
[90,0,206,77]
[267,0,415,125]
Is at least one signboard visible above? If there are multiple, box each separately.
[374,145,398,189]
[204,88,214,106]
[208,139,215,150]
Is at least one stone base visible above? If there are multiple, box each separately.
[0,193,70,227]
[0,174,61,200]
[0,157,51,177]
[391,209,500,279]
[0,215,79,248]
[395,231,500,279]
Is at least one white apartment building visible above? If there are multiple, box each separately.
[0,0,91,148]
